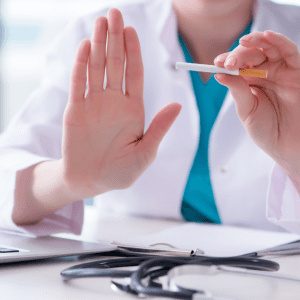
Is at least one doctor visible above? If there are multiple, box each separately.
[1,0,300,235]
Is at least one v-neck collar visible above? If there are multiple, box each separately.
[178,20,253,85]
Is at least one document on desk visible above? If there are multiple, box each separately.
[118,223,300,257]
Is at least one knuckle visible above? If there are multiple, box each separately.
[72,76,85,86]
[126,69,143,80]
[89,61,105,70]
[142,148,157,166]
[108,55,124,67]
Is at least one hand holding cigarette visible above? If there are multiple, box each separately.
[213,30,300,194]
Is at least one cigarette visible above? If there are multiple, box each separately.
[175,62,268,79]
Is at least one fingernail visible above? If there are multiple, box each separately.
[225,57,237,67]
[215,55,226,63]
[240,35,252,42]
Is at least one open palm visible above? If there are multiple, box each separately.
[62,9,181,198]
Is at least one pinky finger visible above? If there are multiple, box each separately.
[69,39,91,104]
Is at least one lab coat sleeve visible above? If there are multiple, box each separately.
[267,163,300,234]
[0,16,91,236]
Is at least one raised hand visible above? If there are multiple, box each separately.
[214,31,300,191]
[62,9,181,198]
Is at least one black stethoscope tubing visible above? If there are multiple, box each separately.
[61,256,152,278]
[61,254,279,279]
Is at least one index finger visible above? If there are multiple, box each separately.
[69,39,91,104]
[221,46,266,71]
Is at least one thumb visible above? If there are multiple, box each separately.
[139,102,182,162]
[215,73,257,122]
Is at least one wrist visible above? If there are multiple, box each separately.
[60,159,110,201]
[32,159,84,207]
[59,159,92,201]
[13,159,84,226]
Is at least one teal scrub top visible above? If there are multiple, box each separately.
[180,22,252,224]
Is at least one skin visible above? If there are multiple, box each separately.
[174,0,300,193]
[12,1,300,225]
[172,0,255,81]
[62,12,182,197]
[13,9,182,225]
[214,31,300,193]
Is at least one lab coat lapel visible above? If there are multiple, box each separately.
[145,0,174,65]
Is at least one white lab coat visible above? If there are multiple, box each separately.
[1,0,300,236]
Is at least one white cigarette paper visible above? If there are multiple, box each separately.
[175,62,268,78]
[176,62,239,75]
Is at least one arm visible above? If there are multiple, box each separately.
[12,9,181,226]
[13,160,78,225]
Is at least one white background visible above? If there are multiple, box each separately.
[0,0,300,131]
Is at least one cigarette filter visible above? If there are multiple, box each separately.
[238,69,267,78]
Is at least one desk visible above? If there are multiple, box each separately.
[1,208,300,300]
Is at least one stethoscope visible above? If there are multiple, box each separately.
[60,248,282,299]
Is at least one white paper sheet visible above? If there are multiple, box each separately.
[119,223,300,257]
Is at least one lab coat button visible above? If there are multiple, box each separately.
[219,165,228,173]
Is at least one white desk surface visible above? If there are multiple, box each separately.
[1,207,300,300]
